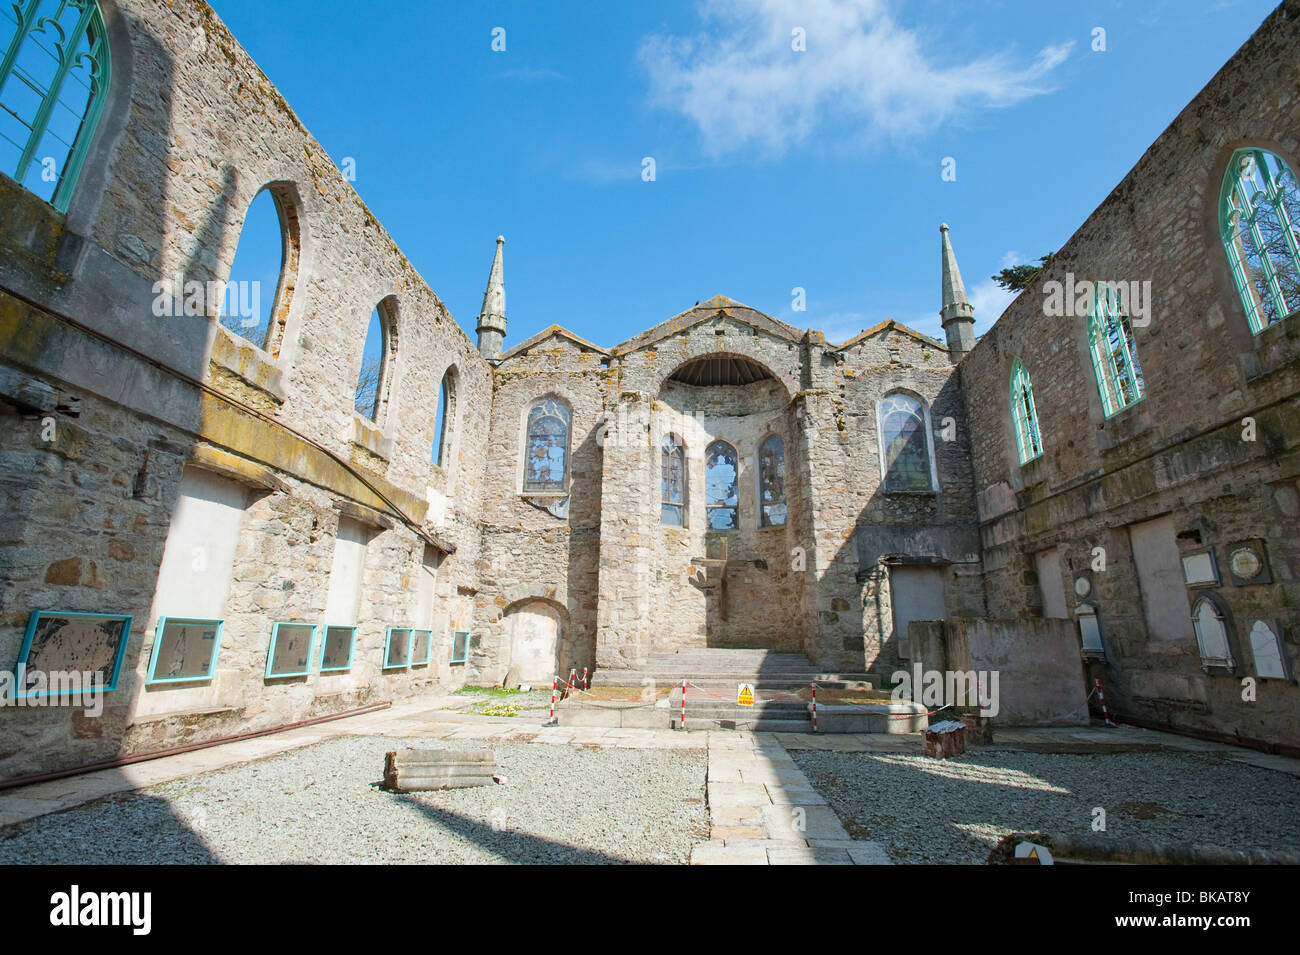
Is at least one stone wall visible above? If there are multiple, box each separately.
[0,0,492,779]
[960,0,1300,751]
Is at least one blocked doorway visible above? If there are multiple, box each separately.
[890,565,947,660]
[504,601,565,684]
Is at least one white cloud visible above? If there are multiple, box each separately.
[639,0,1073,157]
[967,276,1018,328]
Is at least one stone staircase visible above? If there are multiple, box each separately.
[594,648,878,733]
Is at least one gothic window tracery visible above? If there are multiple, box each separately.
[1220,148,1300,333]
[661,433,685,526]
[879,393,934,492]
[758,435,786,527]
[524,398,571,492]
[705,440,738,530]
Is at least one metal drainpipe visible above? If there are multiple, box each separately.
[0,701,392,792]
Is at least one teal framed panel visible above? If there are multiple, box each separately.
[265,622,316,679]
[383,627,412,669]
[450,630,470,665]
[146,617,223,684]
[13,610,132,698]
[410,629,432,667]
[319,625,357,673]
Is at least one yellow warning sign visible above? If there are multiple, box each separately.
[737,683,755,706]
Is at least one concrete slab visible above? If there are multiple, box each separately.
[767,847,854,865]
[765,784,827,806]
[706,782,772,807]
[760,803,849,842]
[690,842,768,865]
[848,842,894,865]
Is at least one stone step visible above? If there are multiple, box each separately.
[672,716,813,733]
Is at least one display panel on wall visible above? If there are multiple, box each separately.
[451,630,470,665]
[319,626,357,673]
[384,627,412,669]
[147,618,223,684]
[410,629,432,667]
[13,611,132,698]
[265,623,317,679]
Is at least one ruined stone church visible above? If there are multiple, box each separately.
[2,0,1299,781]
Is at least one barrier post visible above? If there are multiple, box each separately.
[548,676,558,722]
[582,667,589,690]
[1094,678,1116,726]
[811,682,818,733]
[680,679,687,731]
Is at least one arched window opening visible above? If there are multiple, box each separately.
[1010,359,1043,464]
[661,433,685,526]
[354,305,389,422]
[433,369,456,467]
[1087,288,1145,417]
[879,393,934,492]
[0,0,110,211]
[705,440,739,530]
[758,435,786,527]
[1191,596,1233,669]
[220,189,285,350]
[1220,148,1300,333]
[524,398,570,492]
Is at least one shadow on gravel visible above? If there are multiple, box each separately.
[0,789,222,865]
[395,796,636,865]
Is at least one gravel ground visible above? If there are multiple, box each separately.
[0,738,708,865]
[794,749,1300,864]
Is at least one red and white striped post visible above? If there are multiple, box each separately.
[811,682,818,733]
[548,676,558,722]
[1094,678,1116,726]
[680,679,687,731]
[582,667,589,690]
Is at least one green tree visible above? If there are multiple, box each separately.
[992,253,1056,292]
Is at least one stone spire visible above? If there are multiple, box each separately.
[476,235,506,360]
[939,223,975,362]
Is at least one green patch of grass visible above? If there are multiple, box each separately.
[473,702,521,717]
[455,685,525,697]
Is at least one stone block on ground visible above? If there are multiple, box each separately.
[383,748,497,792]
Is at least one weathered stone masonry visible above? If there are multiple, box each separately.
[2,0,1298,782]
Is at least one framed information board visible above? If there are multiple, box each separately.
[14,611,132,698]
[383,627,412,669]
[265,622,316,679]
[319,625,357,673]
[410,629,432,667]
[147,617,223,684]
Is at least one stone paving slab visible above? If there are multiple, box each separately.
[767,847,855,865]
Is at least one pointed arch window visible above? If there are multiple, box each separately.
[758,435,786,527]
[0,0,110,211]
[1220,148,1300,333]
[705,440,738,530]
[1010,359,1043,464]
[524,398,570,492]
[1191,595,1233,669]
[433,368,456,467]
[220,187,299,353]
[879,393,934,492]
[355,302,395,423]
[1087,288,1144,417]
[661,433,685,526]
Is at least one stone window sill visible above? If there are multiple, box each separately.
[351,414,393,461]
[520,489,568,499]
[1242,308,1300,381]
[209,325,287,404]
[758,524,786,532]
[1096,399,1153,452]
[1015,455,1046,489]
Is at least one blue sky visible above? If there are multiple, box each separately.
[211,0,1281,348]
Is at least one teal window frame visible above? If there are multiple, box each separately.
[1009,359,1043,464]
[318,624,357,673]
[661,432,685,526]
[450,630,470,665]
[383,626,412,669]
[0,0,111,212]
[410,628,433,667]
[1220,148,1300,334]
[265,622,317,679]
[14,609,131,698]
[1087,289,1145,418]
[757,433,786,527]
[146,617,224,685]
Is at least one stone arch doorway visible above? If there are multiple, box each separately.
[504,600,566,683]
